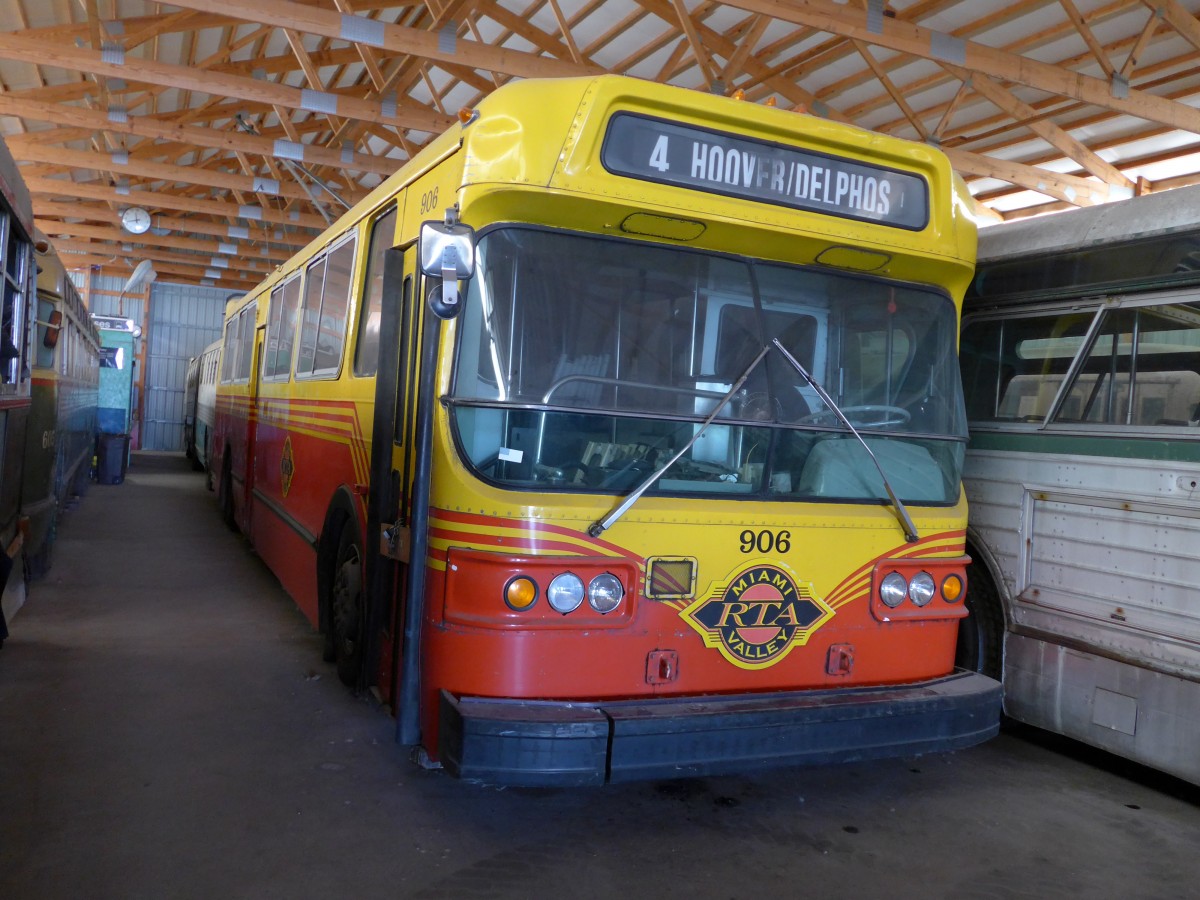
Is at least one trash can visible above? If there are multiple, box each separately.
[95,433,130,485]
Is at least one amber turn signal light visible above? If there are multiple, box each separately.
[504,576,538,610]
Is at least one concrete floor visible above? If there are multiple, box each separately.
[1,453,1197,900]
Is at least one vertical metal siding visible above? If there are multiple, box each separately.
[70,272,233,451]
[79,272,146,324]
[143,283,229,451]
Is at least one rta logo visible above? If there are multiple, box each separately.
[682,564,834,669]
[280,437,295,497]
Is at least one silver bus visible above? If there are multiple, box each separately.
[958,185,1200,784]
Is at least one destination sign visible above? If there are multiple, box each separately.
[602,113,929,230]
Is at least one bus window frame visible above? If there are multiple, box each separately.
[230,301,257,385]
[354,205,399,378]
[263,272,302,383]
[219,315,238,384]
[295,232,359,382]
[962,289,1200,432]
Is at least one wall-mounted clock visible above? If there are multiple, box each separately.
[121,206,151,234]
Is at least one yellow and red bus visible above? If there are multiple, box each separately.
[212,75,998,785]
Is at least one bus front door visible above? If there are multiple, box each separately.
[364,247,418,713]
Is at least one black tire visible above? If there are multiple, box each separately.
[25,516,54,580]
[218,456,238,532]
[70,459,90,499]
[330,526,365,688]
[956,556,1005,681]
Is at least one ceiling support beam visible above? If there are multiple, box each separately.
[852,39,929,141]
[1059,0,1115,78]
[58,250,254,288]
[51,234,277,280]
[25,176,328,230]
[721,15,773,84]
[942,65,1135,194]
[160,0,598,82]
[32,200,311,249]
[50,238,262,287]
[0,94,396,176]
[939,146,1108,207]
[546,0,586,66]
[35,219,293,264]
[0,30,453,135]
[667,0,721,87]
[722,0,1200,137]
[10,143,361,206]
[330,0,388,91]
[1150,0,1200,55]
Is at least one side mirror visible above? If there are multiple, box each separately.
[419,212,475,320]
[43,309,63,349]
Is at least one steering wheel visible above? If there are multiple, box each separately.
[795,404,911,428]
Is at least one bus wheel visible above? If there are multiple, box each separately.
[26,517,54,580]
[956,558,1004,681]
[218,457,237,532]
[330,527,364,687]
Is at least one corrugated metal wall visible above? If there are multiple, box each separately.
[143,283,228,451]
[84,272,146,324]
[72,273,230,452]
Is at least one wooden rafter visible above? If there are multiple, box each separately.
[6,0,1200,273]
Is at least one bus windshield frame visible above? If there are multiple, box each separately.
[449,225,966,505]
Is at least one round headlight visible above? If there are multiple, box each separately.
[909,572,936,606]
[880,572,908,608]
[588,573,624,613]
[547,572,585,614]
[504,576,538,611]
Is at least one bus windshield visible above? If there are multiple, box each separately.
[451,227,966,504]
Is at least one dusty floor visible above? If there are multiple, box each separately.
[1,453,1196,900]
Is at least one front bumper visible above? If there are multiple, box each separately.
[439,670,1002,786]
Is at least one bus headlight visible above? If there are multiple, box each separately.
[547,572,585,614]
[909,572,936,606]
[588,573,624,613]
[880,572,908,608]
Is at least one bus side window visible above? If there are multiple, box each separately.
[220,316,237,383]
[264,276,301,380]
[296,236,357,377]
[296,257,327,376]
[35,298,55,369]
[991,311,1092,421]
[979,303,1200,427]
[960,320,1003,420]
[263,285,284,377]
[314,238,355,373]
[1124,302,1200,426]
[235,303,256,382]
[354,207,397,377]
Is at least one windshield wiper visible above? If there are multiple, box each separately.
[587,346,770,538]
[771,338,919,543]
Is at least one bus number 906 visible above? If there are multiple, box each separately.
[740,529,791,554]
[420,187,439,216]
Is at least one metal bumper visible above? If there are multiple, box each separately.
[438,670,1003,786]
